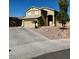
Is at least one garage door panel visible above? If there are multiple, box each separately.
[23,21,35,28]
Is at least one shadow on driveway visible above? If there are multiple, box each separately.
[32,49,70,59]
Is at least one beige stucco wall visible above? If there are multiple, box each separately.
[26,8,55,16]
[42,9,54,16]
[26,8,41,17]
[22,20,35,28]
[42,8,55,26]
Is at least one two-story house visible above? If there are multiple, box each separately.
[22,6,58,28]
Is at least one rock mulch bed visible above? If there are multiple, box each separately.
[30,26,70,40]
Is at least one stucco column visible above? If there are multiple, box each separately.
[46,17,48,26]
[21,20,24,27]
[53,15,55,26]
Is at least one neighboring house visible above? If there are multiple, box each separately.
[22,7,59,28]
[9,17,22,27]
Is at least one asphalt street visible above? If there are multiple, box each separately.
[9,27,70,59]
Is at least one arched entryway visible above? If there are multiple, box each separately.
[48,15,53,26]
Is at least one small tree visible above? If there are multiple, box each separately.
[56,0,69,28]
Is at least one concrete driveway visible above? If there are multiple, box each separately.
[9,27,70,59]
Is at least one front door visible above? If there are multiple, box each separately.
[48,15,53,26]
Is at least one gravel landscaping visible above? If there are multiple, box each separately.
[30,26,70,40]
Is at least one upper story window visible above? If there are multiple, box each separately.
[28,12,31,15]
[27,10,39,16]
[35,11,39,15]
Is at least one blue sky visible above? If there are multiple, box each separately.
[9,0,70,17]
